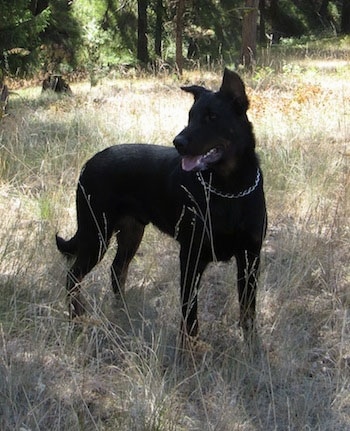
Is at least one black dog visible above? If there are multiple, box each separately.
[56,68,267,341]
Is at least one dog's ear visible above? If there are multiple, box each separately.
[219,68,249,114]
[181,85,207,101]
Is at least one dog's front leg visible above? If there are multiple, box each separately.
[179,246,208,339]
[235,249,261,341]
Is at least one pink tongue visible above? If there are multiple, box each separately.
[182,155,202,171]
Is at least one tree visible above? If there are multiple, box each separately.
[175,0,185,74]
[41,1,81,73]
[341,0,350,34]
[259,0,266,43]
[319,0,330,23]
[154,0,163,57]
[240,0,259,68]
[137,0,149,65]
[0,0,50,76]
[0,1,81,78]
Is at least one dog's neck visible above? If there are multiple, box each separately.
[196,166,261,199]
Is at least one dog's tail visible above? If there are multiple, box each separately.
[55,234,78,257]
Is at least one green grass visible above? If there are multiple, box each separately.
[0,54,349,430]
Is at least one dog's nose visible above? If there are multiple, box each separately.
[173,134,188,154]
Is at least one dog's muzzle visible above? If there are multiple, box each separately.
[174,135,223,171]
[173,134,188,155]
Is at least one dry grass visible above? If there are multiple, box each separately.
[0,58,349,430]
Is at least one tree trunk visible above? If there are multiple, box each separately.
[175,0,185,75]
[319,0,329,19]
[319,0,330,27]
[154,0,163,57]
[270,0,279,31]
[259,0,266,43]
[137,0,149,65]
[241,0,259,68]
[341,0,350,34]
[42,75,72,94]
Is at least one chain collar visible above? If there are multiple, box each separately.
[196,168,261,199]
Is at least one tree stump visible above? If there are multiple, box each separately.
[42,75,72,94]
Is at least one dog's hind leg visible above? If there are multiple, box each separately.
[67,227,112,318]
[111,217,145,297]
[235,250,260,341]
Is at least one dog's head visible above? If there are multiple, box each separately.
[173,68,254,174]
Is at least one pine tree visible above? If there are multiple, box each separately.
[0,0,50,77]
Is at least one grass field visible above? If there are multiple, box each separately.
[0,52,349,430]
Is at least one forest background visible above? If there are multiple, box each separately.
[1,0,350,83]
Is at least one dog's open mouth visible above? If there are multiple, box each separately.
[181,147,223,172]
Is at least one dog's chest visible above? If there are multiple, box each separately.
[212,199,242,231]
[184,198,243,236]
